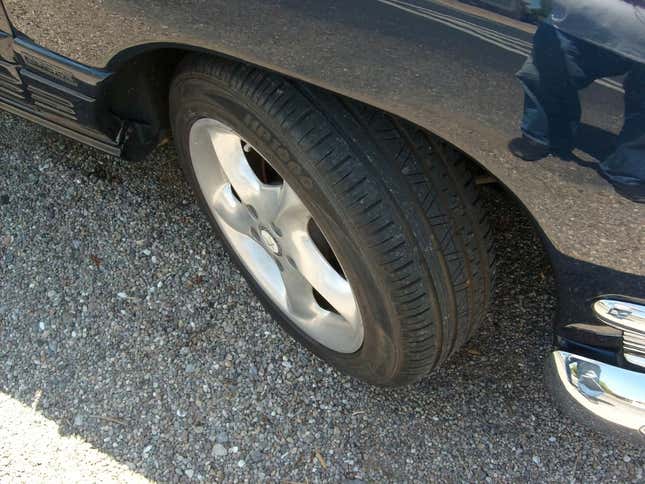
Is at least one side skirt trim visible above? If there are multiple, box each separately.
[0,98,122,156]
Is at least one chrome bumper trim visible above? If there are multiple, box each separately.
[546,351,645,443]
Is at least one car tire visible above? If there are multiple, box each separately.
[169,55,495,386]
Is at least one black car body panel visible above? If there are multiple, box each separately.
[0,1,643,371]
[0,32,123,154]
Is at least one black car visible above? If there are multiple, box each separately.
[0,0,643,443]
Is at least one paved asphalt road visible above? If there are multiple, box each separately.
[1,111,643,483]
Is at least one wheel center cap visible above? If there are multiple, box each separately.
[260,229,280,254]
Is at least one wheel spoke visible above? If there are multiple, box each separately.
[279,265,318,318]
[210,129,260,202]
[253,184,283,222]
[225,232,285,301]
[283,230,360,326]
[280,264,362,352]
[208,128,283,220]
[209,184,255,235]
[273,184,311,232]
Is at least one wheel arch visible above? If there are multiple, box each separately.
[106,44,553,284]
[108,42,500,181]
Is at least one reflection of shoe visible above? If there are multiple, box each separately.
[598,167,645,203]
[508,137,551,161]
[613,182,645,204]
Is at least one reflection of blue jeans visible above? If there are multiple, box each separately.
[517,23,645,183]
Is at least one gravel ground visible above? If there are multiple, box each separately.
[0,110,643,483]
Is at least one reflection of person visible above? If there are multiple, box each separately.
[576,360,604,399]
[509,0,645,202]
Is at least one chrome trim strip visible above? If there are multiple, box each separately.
[625,354,645,368]
[593,299,645,335]
[548,351,645,438]
[594,299,645,368]
[624,338,645,353]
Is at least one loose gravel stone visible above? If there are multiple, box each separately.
[0,111,643,482]
[212,444,227,457]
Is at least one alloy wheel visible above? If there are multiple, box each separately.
[188,118,364,353]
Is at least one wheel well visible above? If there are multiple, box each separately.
[106,48,186,160]
[109,47,497,182]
